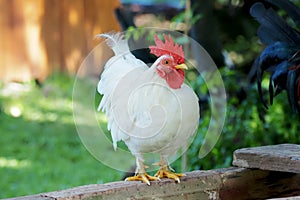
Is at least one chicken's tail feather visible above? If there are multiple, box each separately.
[265,0,300,28]
[95,32,130,55]
[250,2,300,45]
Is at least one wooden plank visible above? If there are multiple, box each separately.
[268,197,300,200]
[6,167,300,200]
[80,0,121,77]
[3,194,52,200]
[22,0,48,81]
[40,169,223,200]
[219,168,300,199]
[41,0,61,73]
[0,0,32,81]
[233,144,300,173]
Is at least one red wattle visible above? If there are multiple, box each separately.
[165,70,185,89]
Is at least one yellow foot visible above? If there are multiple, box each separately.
[125,173,159,185]
[154,167,185,183]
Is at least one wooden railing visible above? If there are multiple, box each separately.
[6,144,300,200]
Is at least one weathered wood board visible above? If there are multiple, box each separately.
[6,167,300,200]
[268,197,300,200]
[233,144,300,173]
[6,144,300,200]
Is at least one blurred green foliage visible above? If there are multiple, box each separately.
[176,66,300,172]
[175,0,300,171]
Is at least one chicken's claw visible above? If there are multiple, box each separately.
[154,166,185,183]
[125,173,159,185]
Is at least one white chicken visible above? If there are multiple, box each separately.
[97,32,199,185]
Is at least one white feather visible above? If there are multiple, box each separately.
[97,32,148,149]
[97,32,199,157]
[95,33,129,55]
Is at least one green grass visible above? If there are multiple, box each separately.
[0,74,123,198]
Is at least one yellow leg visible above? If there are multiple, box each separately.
[154,155,185,183]
[125,154,159,185]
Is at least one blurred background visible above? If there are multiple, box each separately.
[1,0,300,198]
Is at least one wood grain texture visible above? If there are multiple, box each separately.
[233,144,300,173]
[268,197,300,200]
[6,167,300,200]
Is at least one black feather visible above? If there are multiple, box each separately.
[251,0,300,114]
[296,77,300,113]
[256,57,269,109]
[265,0,300,29]
[257,26,283,45]
[271,60,290,94]
[258,42,294,73]
[268,61,289,105]
[269,75,274,105]
[287,70,298,113]
[250,2,300,45]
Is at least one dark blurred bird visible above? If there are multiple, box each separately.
[250,0,300,113]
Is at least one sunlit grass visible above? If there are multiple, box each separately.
[0,74,123,198]
[0,157,31,169]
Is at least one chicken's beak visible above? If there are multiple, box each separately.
[175,63,188,70]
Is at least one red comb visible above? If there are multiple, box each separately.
[149,34,184,64]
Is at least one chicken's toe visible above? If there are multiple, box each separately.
[125,173,159,185]
[154,167,185,183]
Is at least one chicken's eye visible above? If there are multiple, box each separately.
[163,60,169,65]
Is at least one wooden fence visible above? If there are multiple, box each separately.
[0,0,121,82]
